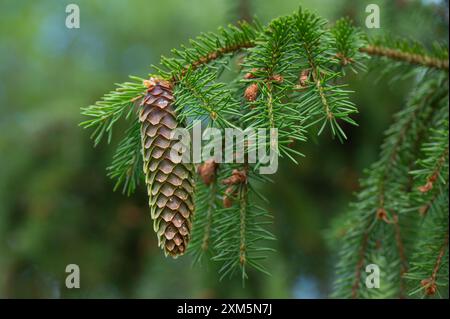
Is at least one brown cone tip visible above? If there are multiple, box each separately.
[244,83,258,102]
[223,186,236,208]
[140,77,195,257]
[197,159,218,186]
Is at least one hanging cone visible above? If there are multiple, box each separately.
[140,77,195,257]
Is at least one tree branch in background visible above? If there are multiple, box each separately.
[360,45,449,70]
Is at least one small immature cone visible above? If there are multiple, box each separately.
[223,186,235,208]
[244,83,258,102]
[197,159,218,186]
[418,181,433,193]
[376,208,390,223]
[222,169,247,185]
[298,69,310,87]
[222,169,247,208]
[140,77,195,257]
[243,68,261,79]
[420,278,437,296]
[271,74,284,83]
[244,72,255,80]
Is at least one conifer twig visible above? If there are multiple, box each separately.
[360,45,449,70]
[169,42,448,84]
[352,229,371,298]
[201,183,217,251]
[421,232,449,296]
[171,41,255,82]
[239,183,248,271]
[431,232,449,283]
[418,146,449,193]
[392,214,408,298]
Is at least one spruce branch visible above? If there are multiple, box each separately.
[351,224,371,298]
[152,20,262,83]
[238,181,249,282]
[392,213,408,297]
[292,8,358,141]
[407,109,449,222]
[426,231,449,294]
[241,15,306,161]
[174,67,241,128]
[330,17,367,73]
[412,119,449,194]
[333,72,448,298]
[189,178,219,264]
[155,15,448,87]
[202,184,216,251]
[107,122,142,196]
[80,6,449,287]
[360,45,449,71]
[189,160,220,263]
[80,76,147,145]
[404,188,449,298]
[172,40,256,82]
[213,165,275,283]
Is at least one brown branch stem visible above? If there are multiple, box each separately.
[392,214,408,298]
[168,40,448,86]
[171,41,255,83]
[352,229,370,298]
[360,45,449,70]
[171,42,448,85]
[201,182,217,251]
[431,232,449,283]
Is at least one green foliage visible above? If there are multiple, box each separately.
[290,9,363,141]
[153,20,262,80]
[330,17,367,74]
[80,77,146,146]
[80,6,449,290]
[241,15,307,161]
[369,35,449,62]
[410,117,449,193]
[364,35,449,83]
[404,189,449,298]
[402,113,449,298]
[106,122,142,196]
[212,165,275,283]
[331,71,449,298]
[189,178,219,265]
[174,67,241,128]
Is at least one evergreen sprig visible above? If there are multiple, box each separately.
[174,67,241,128]
[291,9,361,142]
[411,118,449,195]
[189,177,220,264]
[212,165,275,283]
[401,113,449,298]
[241,16,306,162]
[404,188,449,298]
[362,35,449,70]
[330,17,367,74]
[80,77,146,146]
[106,122,142,196]
[331,72,449,298]
[153,20,262,82]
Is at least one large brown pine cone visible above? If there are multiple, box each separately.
[139,77,195,257]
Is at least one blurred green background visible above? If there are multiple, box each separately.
[0,0,448,298]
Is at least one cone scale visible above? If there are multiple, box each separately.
[139,78,195,257]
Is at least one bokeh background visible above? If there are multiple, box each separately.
[0,0,448,298]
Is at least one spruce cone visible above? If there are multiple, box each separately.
[139,77,195,257]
